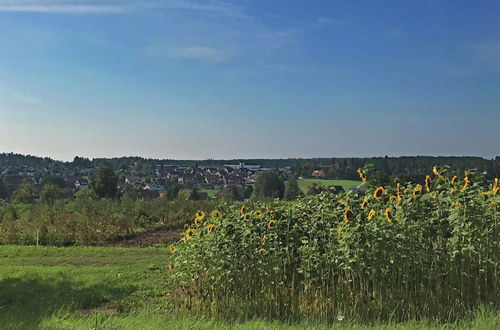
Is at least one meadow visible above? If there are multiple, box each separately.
[0,245,498,329]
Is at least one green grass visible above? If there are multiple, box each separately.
[0,245,497,329]
[298,179,362,193]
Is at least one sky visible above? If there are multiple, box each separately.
[0,0,499,161]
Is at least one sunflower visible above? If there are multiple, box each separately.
[211,210,221,219]
[367,209,376,221]
[413,184,423,199]
[396,183,402,204]
[207,224,215,233]
[167,264,173,272]
[373,187,385,199]
[343,207,353,223]
[268,209,275,216]
[168,245,175,255]
[451,175,458,184]
[389,195,397,201]
[454,201,461,207]
[240,205,246,214]
[357,168,367,182]
[255,210,263,217]
[425,175,431,193]
[480,192,489,199]
[267,220,276,229]
[384,208,393,223]
[430,193,437,199]
[433,166,445,179]
[185,228,193,240]
[261,235,268,245]
[461,176,470,192]
[258,248,266,255]
[243,213,250,220]
[195,210,205,220]
[493,178,499,195]
[361,199,368,209]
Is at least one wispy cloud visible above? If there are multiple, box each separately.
[0,0,244,16]
[146,45,232,62]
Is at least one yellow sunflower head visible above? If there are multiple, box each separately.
[255,210,262,217]
[243,213,250,220]
[367,209,376,221]
[425,175,431,193]
[480,192,489,200]
[267,219,277,229]
[433,166,445,179]
[373,186,385,199]
[413,184,423,199]
[240,205,246,214]
[167,263,173,272]
[451,175,458,184]
[357,168,367,182]
[258,248,266,255]
[389,195,397,201]
[361,199,368,209]
[168,245,175,255]
[492,178,499,195]
[461,176,470,192]
[384,208,393,223]
[343,207,353,223]
[211,210,221,219]
[261,235,268,245]
[207,224,215,233]
[185,228,193,240]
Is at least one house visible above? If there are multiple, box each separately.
[75,179,89,189]
[2,175,23,186]
[311,170,325,178]
[247,173,261,184]
[125,175,143,186]
[143,183,166,191]
[178,174,194,185]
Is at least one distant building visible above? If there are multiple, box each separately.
[311,170,325,178]
[75,178,89,189]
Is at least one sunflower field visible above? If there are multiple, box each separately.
[168,167,500,323]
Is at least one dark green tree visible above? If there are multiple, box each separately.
[12,182,35,204]
[42,175,66,188]
[252,171,285,200]
[284,178,302,200]
[92,167,118,198]
[39,184,65,204]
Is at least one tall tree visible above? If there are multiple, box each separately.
[39,184,65,204]
[92,167,118,198]
[252,171,285,200]
[284,178,302,200]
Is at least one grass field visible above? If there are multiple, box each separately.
[297,178,362,193]
[0,245,498,329]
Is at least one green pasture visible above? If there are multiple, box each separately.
[0,245,497,329]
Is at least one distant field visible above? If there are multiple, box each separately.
[0,246,497,329]
[298,178,362,193]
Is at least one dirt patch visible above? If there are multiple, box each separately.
[107,228,182,247]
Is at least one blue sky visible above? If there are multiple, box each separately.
[0,0,499,161]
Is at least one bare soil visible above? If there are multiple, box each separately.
[107,228,182,247]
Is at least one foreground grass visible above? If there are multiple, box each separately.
[0,245,498,329]
[298,179,362,193]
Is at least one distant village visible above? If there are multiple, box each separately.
[0,160,302,200]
